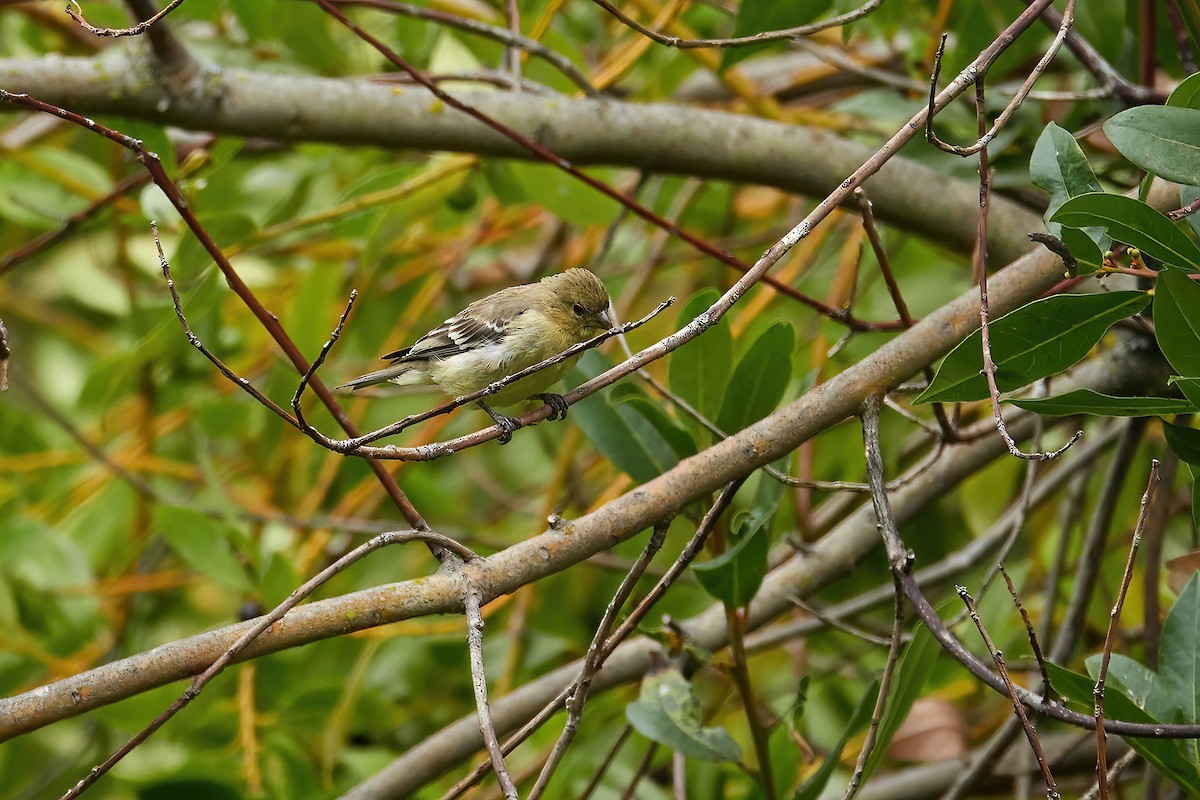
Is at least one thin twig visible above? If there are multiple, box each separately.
[0,317,8,392]
[1001,567,1050,700]
[588,0,886,49]
[463,574,519,800]
[292,290,359,435]
[1081,749,1140,800]
[65,0,186,37]
[59,530,476,799]
[1167,195,1200,221]
[621,743,658,800]
[528,522,669,799]
[152,221,299,427]
[957,586,1061,800]
[1094,460,1160,800]
[842,575,906,800]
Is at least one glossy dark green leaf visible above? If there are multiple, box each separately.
[1156,269,1200,376]
[668,290,732,424]
[156,506,252,592]
[1151,573,1200,766]
[1165,422,1200,468]
[692,518,769,607]
[862,621,940,781]
[1047,661,1200,793]
[717,321,794,433]
[1053,193,1200,270]
[1169,73,1200,110]
[1031,123,1103,201]
[1005,389,1196,417]
[916,292,1149,404]
[1029,123,1106,272]
[1105,106,1200,187]
[626,666,743,762]
[720,0,833,72]
[572,352,682,482]
[792,678,880,800]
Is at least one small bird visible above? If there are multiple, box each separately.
[340,268,613,443]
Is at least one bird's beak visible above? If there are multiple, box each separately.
[597,309,614,330]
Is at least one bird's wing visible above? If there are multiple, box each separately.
[381,308,522,363]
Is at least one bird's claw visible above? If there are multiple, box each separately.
[495,414,519,445]
[537,393,570,421]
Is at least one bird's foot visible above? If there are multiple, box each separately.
[478,401,519,445]
[536,393,570,421]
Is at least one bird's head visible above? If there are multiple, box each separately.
[540,268,614,339]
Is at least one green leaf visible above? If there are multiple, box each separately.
[1164,422,1200,468]
[792,678,880,800]
[156,506,252,592]
[668,290,733,424]
[692,518,769,607]
[1168,73,1200,110]
[1172,377,1200,411]
[720,0,833,72]
[1085,653,1158,709]
[716,321,794,434]
[1031,122,1104,201]
[1029,123,1107,271]
[1105,106,1200,187]
[1154,573,1200,767]
[917,292,1149,403]
[572,352,682,482]
[1053,193,1200,270]
[1047,661,1200,793]
[1005,389,1196,417]
[626,666,743,763]
[861,621,940,781]
[1156,269,1200,376]
[612,394,698,460]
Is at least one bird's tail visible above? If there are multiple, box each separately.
[336,363,427,392]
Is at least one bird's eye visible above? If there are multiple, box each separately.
[572,303,586,316]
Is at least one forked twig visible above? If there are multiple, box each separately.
[957,586,1061,799]
[152,221,299,428]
